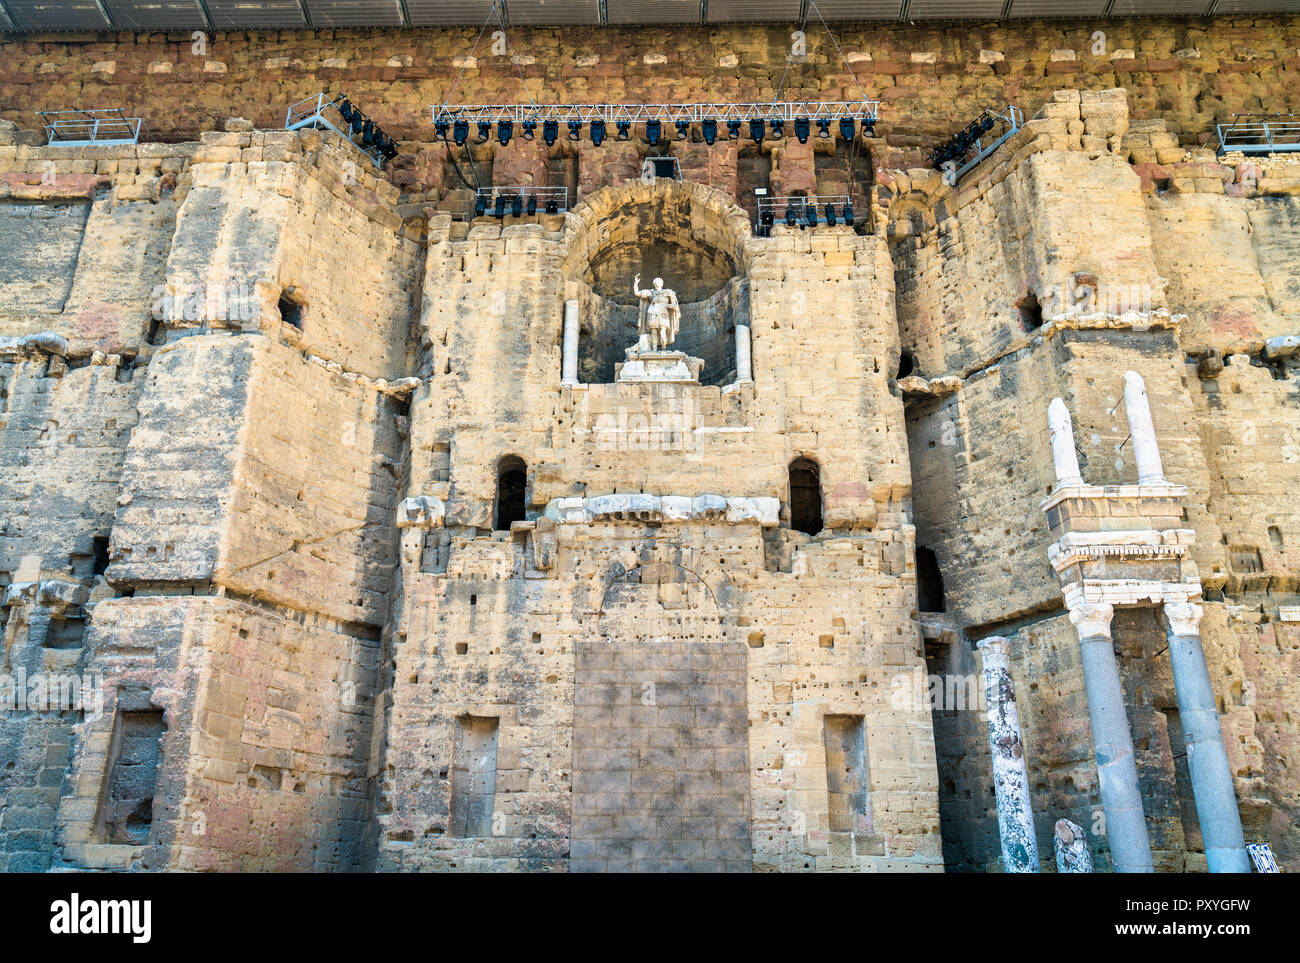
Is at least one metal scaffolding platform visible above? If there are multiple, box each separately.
[39,108,147,146]
[473,185,570,218]
[1215,114,1300,157]
[930,106,1023,186]
[286,92,398,168]
[756,194,853,236]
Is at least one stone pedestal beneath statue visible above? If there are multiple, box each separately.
[615,349,703,384]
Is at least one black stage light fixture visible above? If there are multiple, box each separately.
[616,121,631,140]
[784,205,797,227]
[702,119,717,145]
[760,209,774,227]
[590,120,606,146]
[477,121,491,143]
[543,120,559,146]
[804,204,817,228]
[794,117,810,144]
[816,118,831,139]
[526,194,537,216]
[522,120,536,140]
[824,203,837,226]
[842,200,854,223]
[727,120,741,140]
[453,119,469,146]
[862,117,876,137]
[435,119,449,140]
[645,120,661,145]
[568,120,582,141]
[362,120,377,147]
[544,199,558,214]
[511,193,522,217]
[494,194,506,218]
[839,117,856,141]
[771,119,784,139]
[474,193,487,217]
[750,119,765,143]
[497,120,513,146]
[676,120,690,141]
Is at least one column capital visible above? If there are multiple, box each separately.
[1069,600,1114,638]
[1161,600,1203,637]
[977,635,1010,661]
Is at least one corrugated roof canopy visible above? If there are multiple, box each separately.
[0,0,1296,34]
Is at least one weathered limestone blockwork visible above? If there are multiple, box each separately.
[0,13,1297,872]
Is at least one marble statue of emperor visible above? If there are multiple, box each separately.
[633,274,681,352]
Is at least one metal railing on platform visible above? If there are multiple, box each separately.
[1215,114,1300,157]
[40,108,147,146]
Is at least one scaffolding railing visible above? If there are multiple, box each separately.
[40,108,147,146]
[755,194,854,236]
[1215,114,1300,157]
[286,92,398,168]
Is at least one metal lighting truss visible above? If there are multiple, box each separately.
[1215,114,1300,157]
[40,108,147,146]
[931,105,1023,186]
[755,194,852,235]
[474,185,570,217]
[432,101,881,127]
[286,92,397,169]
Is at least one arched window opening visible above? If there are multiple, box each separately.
[278,292,303,329]
[916,545,946,612]
[494,456,527,531]
[789,457,823,536]
[897,350,915,380]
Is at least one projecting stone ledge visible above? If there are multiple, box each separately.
[543,494,780,526]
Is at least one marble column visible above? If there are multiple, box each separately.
[561,299,579,387]
[734,323,753,384]
[1123,371,1166,485]
[1069,600,1154,872]
[1054,818,1094,873]
[1161,601,1251,873]
[1048,397,1083,487]
[977,636,1039,872]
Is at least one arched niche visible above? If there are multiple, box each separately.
[561,180,753,387]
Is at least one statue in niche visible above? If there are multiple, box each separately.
[632,274,681,352]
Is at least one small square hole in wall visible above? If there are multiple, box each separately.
[455,642,468,655]
[278,292,303,329]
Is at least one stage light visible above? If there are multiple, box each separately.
[784,205,797,227]
[842,201,854,223]
[526,195,537,216]
[568,120,582,141]
[727,120,741,140]
[749,119,765,143]
[676,120,690,141]
[544,199,558,214]
[804,204,817,228]
[477,121,491,143]
[453,119,469,146]
[816,118,831,139]
[794,117,810,144]
[646,120,661,145]
[590,120,606,146]
[511,193,522,217]
[839,117,855,141]
[435,119,449,140]
[494,194,506,218]
[771,119,784,139]
[824,203,837,226]
[522,120,536,140]
[616,121,631,141]
[543,120,558,146]
[862,117,876,137]
[497,120,513,146]
[702,119,717,145]
[474,193,487,217]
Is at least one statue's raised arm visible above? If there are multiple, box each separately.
[633,273,647,299]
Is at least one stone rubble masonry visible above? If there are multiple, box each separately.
[0,16,1297,871]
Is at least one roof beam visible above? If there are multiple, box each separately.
[195,0,214,32]
[999,0,1014,21]
[898,1,911,24]
[1103,0,1115,17]
[94,0,118,30]
[0,0,18,32]
[297,0,315,29]
[397,0,410,29]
